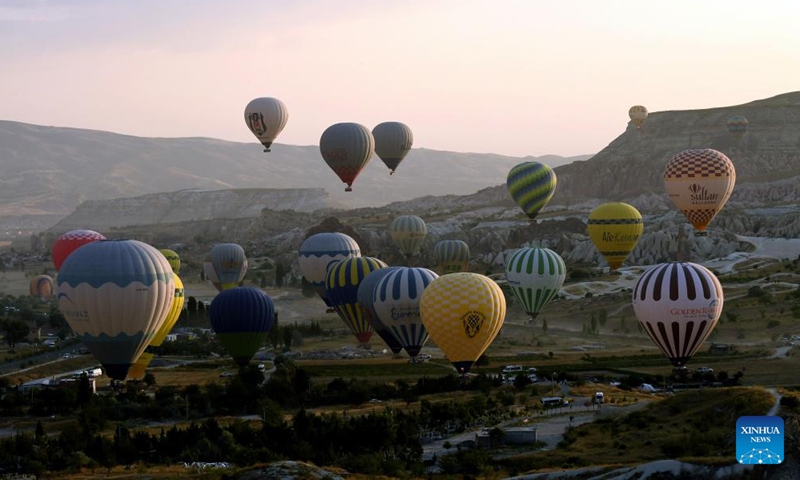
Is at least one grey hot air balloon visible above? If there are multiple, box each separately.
[372,122,413,175]
[244,97,289,152]
[319,122,375,192]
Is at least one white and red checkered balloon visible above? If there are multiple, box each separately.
[52,229,106,271]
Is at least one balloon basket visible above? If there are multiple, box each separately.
[694,231,708,237]
[263,148,271,153]
[345,186,353,192]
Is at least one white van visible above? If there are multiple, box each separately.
[502,365,523,374]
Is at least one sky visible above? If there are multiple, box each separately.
[1,0,799,157]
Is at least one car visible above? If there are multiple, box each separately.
[594,392,604,404]
[639,383,658,392]
[62,353,72,359]
[417,354,432,361]
[696,367,714,374]
[502,365,523,374]
[219,371,235,378]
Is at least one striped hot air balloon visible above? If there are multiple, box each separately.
[504,247,566,320]
[325,256,388,344]
[357,267,404,355]
[420,273,506,374]
[587,202,644,270]
[159,249,181,274]
[632,262,723,367]
[372,122,413,175]
[204,243,248,292]
[373,267,438,359]
[299,233,361,310]
[56,240,174,381]
[244,97,289,152]
[52,229,106,271]
[30,275,55,298]
[320,122,375,192]
[507,162,557,221]
[389,215,427,260]
[434,240,470,274]
[664,148,736,236]
[209,287,276,368]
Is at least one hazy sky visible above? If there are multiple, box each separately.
[2,0,799,157]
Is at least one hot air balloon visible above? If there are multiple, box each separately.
[504,247,566,321]
[357,267,404,355]
[373,267,438,359]
[52,229,106,271]
[587,202,644,270]
[727,115,748,142]
[298,233,361,310]
[664,148,736,236]
[159,249,181,274]
[325,256,388,344]
[209,287,275,367]
[632,262,723,367]
[434,240,470,274]
[372,122,413,175]
[56,240,174,380]
[30,275,54,298]
[128,274,185,380]
[244,97,289,152]
[204,243,248,292]
[389,215,427,260]
[507,162,557,221]
[629,105,648,129]
[319,122,375,192]
[420,273,506,374]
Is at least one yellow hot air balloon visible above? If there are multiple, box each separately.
[664,149,736,236]
[420,273,506,374]
[587,202,644,270]
[159,249,181,274]
[629,105,648,129]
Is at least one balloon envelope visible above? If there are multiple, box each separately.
[420,273,506,373]
[629,105,648,128]
[434,240,470,274]
[727,115,748,141]
[319,122,375,192]
[30,275,55,298]
[52,229,106,271]
[389,215,427,259]
[372,122,413,175]
[587,202,644,270]
[56,240,174,380]
[373,267,438,358]
[664,148,736,236]
[159,249,181,274]
[357,267,404,355]
[204,243,248,291]
[504,247,566,320]
[209,287,275,367]
[325,256,388,344]
[298,233,361,308]
[632,262,723,367]
[507,162,557,220]
[244,97,289,152]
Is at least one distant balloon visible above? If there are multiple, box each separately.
[373,267,438,359]
[632,262,723,367]
[202,251,219,285]
[325,256,388,344]
[420,273,506,374]
[159,249,181,274]
[504,247,566,320]
[434,240,470,274]
[57,240,174,380]
[204,243,248,292]
[357,267,404,355]
[389,215,427,260]
[629,105,648,129]
[372,122,413,175]
[209,287,275,367]
[52,229,106,271]
[587,202,644,270]
[507,162,557,221]
[319,122,375,192]
[298,233,361,309]
[30,275,54,298]
[244,97,289,152]
[727,115,748,142]
[664,148,736,236]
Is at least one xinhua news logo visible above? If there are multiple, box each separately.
[736,416,783,464]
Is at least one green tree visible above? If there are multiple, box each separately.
[1,319,30,347]
[275,262,286,287]
[598,308,607,328]
[542,319,548,334]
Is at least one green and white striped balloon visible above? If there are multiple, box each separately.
[504,247,566,320]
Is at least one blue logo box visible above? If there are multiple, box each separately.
[736,416,783,464]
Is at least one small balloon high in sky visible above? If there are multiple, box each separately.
[2,1,799,156]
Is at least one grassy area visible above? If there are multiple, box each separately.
[500,387,774,475]
[298,357,454,381]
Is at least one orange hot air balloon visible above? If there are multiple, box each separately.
[664,148,736,236]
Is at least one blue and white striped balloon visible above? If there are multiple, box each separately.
[373,267,438,358]
[299,232,361,309]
